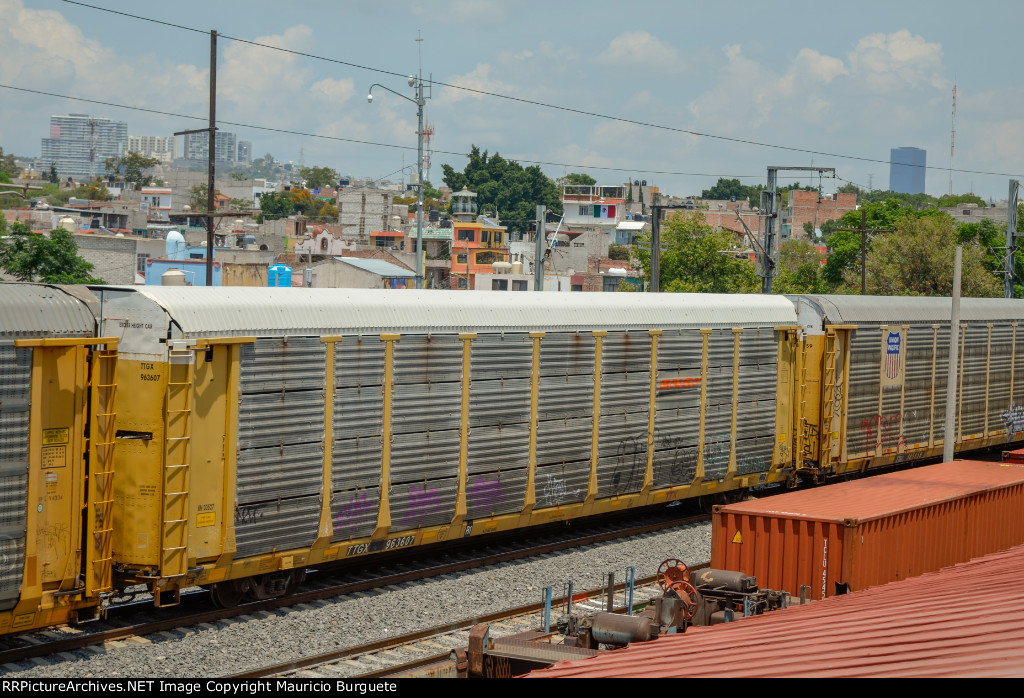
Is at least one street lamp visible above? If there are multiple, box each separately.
[368,75,428,289]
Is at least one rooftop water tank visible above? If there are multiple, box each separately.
[492,261,512,274]
[268,264,292,288]
[511,260,523,274]
[165,230,186,260]
[58,216,76,233]
[161,269,187,286]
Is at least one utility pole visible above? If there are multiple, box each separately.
[834,210,894,295]
[207,30,217,287]
[944,246,962,462]
[1006,179,1019,299]
[648,203,701,292]
[173,30,219,286]
[534,205,546,291]
[761,166,835,294]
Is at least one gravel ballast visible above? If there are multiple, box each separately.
[2,520,711,678]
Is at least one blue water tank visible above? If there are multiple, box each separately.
[268,264,292,287]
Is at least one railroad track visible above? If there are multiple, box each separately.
[0,510,709,668]
[231,569,703,679]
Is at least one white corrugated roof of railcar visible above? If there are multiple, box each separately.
[0,283,96,338]
[795,294,1024,324]
[103,287,798,337]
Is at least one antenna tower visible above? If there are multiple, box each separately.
[950,80,957,196]
[422,118,434,182]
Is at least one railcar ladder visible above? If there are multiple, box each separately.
[820,330,838,470]
[160,345,195,604]
[86,346,118,599]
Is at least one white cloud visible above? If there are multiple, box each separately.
[435,63,517,106]
[791,48,848,84]
[599,30,681,68]
[311,77,355,105]
[847,30,945,92]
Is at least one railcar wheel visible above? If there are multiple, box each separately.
[209,582,245,609]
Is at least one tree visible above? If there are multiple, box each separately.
[858,214,999,297]
[256,191,294,222]
[47,163,59,184]
[299,166,339,190]
[556,173,597,188]
[227,197,253,211]
[773,239,826,294]
[0,223,104,283]
[0,147,19,180]
[104,152,160,189]
[631,211,759,293]
[441,145,561,233]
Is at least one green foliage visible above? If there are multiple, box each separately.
[0,224,103,283]
[47,163,59,184]
[861,215,999,297]
[441,146,561,233]
[299,166,339,190]
[0,147,20,179]
[190,184,218,212]
[631,212,759,293]
[422,180,442,200]
[556,173,597,187]
[104,152,160,189]
[257,191,294,222]
[46,182,108,206]
[773,239,826,294]
[836,182,861,197]
[937,193,987,208]
[227,198,253,211]
[607,244,630,261]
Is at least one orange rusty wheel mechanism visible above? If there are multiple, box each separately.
[671,580,700,620]
[656,558,691,591]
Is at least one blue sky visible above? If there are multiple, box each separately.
[2,0,1022,200]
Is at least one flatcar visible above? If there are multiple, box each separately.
[1,283,1022,635]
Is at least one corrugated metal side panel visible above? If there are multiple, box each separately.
[389,335,462,487]
[333,339,385,493]
[330,487,379,542]
[235,338,325,558]
[0,344,30,608]
[536,461,589,507]
[598,332,649,497]
[903,326,936,446]
[961,324,989,437]
[846,327,881,457]
[236,442,323,501]
[468,334,532,511]
[988,324,1013,438]
[237,390,325,449]
[467,469,527,519]
[0,284,95,338]
[390,477,458,530]
[239,338,326,393]
[233,494,321,558]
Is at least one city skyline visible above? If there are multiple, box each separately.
[1,0,1022,200]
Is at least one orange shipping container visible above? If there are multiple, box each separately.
[711,460,1024,600]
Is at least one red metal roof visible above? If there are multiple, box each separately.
[369,230,405,237]
[719,460,1024,522]
[528,542,1024,678]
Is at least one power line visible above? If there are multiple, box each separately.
[0,83,763,180]
[57,1,1024,180]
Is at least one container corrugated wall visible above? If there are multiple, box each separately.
[235,337,325,557]
[711,460,1024,599]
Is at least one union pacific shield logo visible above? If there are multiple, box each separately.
[885,331,902,380]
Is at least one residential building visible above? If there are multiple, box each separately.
[184,130,237,164]
[41,114,127,181]
[561,185,627,232]
[310,255,416,289]
[128,135,177,162]
[783,190,857,239]
[237,141,252,164]
[890,147,926,195]
[140,187,173,221]
[337,187,392,242]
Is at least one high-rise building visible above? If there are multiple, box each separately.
[184,131,237,164]
[237,141,252,164]
[128,135,177,162]
[41,114,128,180]
[889,147,926,195]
